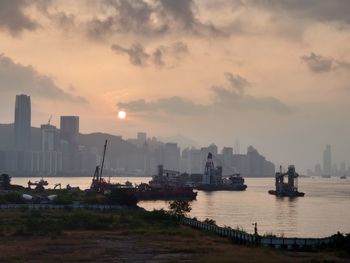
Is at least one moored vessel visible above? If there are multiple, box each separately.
[194,153,247,191]
[90,140,197,200]
[268,165,304,197]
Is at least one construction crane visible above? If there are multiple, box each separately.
[90,140,108,192]
[48,115,52,125]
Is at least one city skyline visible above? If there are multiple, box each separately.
[0,94,276,177]
[0,94,350,177]
[1,2,350,262]
[1,1,350,173]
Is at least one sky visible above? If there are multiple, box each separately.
[0,0,350,173]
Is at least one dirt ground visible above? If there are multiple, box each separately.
[0,229,348,263]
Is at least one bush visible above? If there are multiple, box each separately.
[169,200,192,217]
[204,218,216,225]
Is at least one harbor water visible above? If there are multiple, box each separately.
[12,176,350,238]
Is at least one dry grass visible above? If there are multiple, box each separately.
[0,209,348,262]
[0,231,345,263]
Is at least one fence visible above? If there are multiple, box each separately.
[180,217,336,249]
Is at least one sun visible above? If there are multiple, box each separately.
[118,111,126,119]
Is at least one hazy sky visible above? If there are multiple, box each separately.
[1,0,350,172]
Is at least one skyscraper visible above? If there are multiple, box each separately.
[14,94,31,150]
[323,144,332,176]
[60,116,79,173]
[60,116,79,152]
[41,124,58,152]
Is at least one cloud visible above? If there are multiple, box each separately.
[111,43,150,66]
[211,72,292,114]
[36,1,76,32]
[0,53,87,103]
[0,0,38,36]
[111,41,189,68]
[301,52,350,73]
[233,0,350,25]
[85,0,225,40]
[118,96,206,115]
[117,72,292,116]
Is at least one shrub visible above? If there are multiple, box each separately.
[169,200,192,217]
[204,218,216,225]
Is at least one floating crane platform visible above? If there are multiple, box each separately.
[268,165,305,197]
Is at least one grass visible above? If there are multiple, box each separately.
[0,209,349,262]
[0,188,138,206]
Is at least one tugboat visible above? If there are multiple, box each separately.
[195,153,247,191]
[268,165,304,197]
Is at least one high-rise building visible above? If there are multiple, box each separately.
[60,116,79,152]
[14,94,31,150]
[222,147,233,175]
[323,144,332,176]
[41,124,58,152]
[60,116,79,173]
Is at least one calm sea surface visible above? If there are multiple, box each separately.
[12,176,350,238]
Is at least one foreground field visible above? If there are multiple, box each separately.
[0,209,349,262]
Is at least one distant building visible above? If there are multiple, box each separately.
[14,94,31,150]
[60,116,79,152]
[60,116,79,173]
[163,143,180,171]
[315,163,322,176]
[323,144,332,176]
[41,124,58,152]
[31,151,62,176]
[137,132,147,146]
[222,147,233,175]
[340,161,346,175]
[208,144,218,156]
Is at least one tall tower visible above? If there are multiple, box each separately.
[323,144,332,176]
[60,116,79,152]
[14,94,31,150]
[41,124,58,152]
[60,116,79,173]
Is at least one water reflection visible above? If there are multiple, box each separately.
[274,197,298,236]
